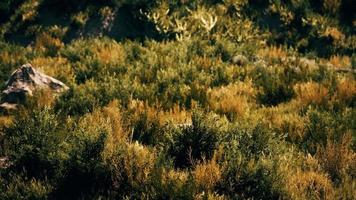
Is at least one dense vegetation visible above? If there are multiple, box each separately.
[0,0,355,199]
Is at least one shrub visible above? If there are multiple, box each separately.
[193,155,222,192]
[207,80,257,119]
[0,116,12,155]
[217,153,284,199]
[331,77,356,108]
[215,121,294,199]
[70,11,89,28]
[253,66,295,106]
[294,81,329,109]
[0,175,52,200]
[34,33,64,56]
[5,107,68,179]
[168,111,227,168]
[55,80,100,116]
[149,168,196,199]
[323,0,342,15]
[316,133,355,183]
[287,170,335,200]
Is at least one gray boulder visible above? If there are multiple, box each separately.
[0,64,68,110]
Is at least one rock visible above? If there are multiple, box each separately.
[232,54,248,66]
[0,64,68,110]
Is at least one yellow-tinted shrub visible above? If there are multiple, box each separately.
[194,157,222,191]
[26,89,56,109]
[263,107,306,142]
[323,27,345,42]
[123,142,156,186]
[336,175,356,200]
[294,82,329,108]
[195,192,227,200]
[207,80,257,118]
[31,57,75,84]
[128,99,191,126]
[81,100,126,142]
[316,133,355,182]
[329,55,351,68]
[0,116,13,128]
[331,77,356,107]
[288,170,334,200]
[1,175,52,199]
[20,0,41,22]
[95,42,126,65]
[258,45,288,61]
[34,33,64,54]
[71,11,89,28]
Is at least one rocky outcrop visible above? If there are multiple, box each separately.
[0,64,68,110]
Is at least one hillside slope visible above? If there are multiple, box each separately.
[0,1,355,199]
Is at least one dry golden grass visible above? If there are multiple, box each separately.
[263,107,306,142]
[124,142,156,186]
[329,55,351,68]
[288,170,334,200]
[34,33,64,53]
[331,77,356,106]
[128,99,191,125]
[101,100,125,141]
[258,45,288,61]
[316,133,355,182]
[323,27,345,41]
[207,80,257,117]
[0,116,13,128]
[194,157,222,191]
[92,41,126,65]
[294,82,329,107]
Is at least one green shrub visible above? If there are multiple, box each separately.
[5,107,68,179]
[168,111,227,168]
[253,66,295,106]
[0,174,52,200]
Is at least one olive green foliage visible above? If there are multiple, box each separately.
[0,0,355,199]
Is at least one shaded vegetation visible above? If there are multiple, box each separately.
[0,0,355,199]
